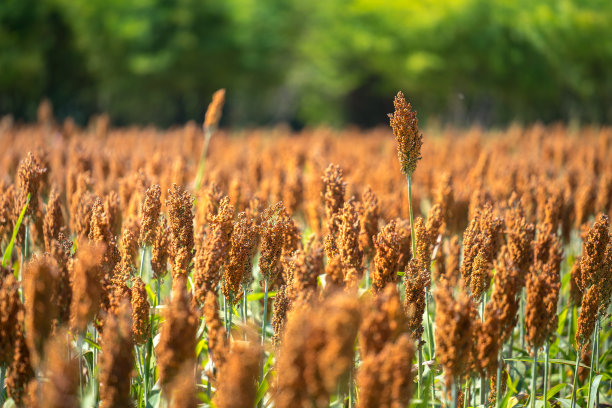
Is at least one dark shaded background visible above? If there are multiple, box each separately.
[1,0,612,128]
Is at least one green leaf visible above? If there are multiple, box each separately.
[546,383,567,400]
[2,398,16,408]
[556,398,573,408]
[83,337,101,351]
[2,193,30,268]
[254,378,269,405]
[247,291,277,301]
[588,374,609,408]
[504,357,590,369]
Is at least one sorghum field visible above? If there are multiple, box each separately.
[0,92,610,408]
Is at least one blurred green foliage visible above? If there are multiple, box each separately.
[1,0,612,127]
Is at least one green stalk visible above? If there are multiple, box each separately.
[0,365,6,405]
[586,319,599,408]
[242,287,248,323]
[451,379,458,408]
[78,334,84,397]
[570,351,580,408]
[417,344,423,400]
[406,174,422,399]
[480,299,486,406]
[543,340,550,408]
[227,294,234,338]
[530,348,538,408]
[406,175,417,258]
[139,246,146,278]
[194,127,213,191]
[261,279,269,344]
[495,352,502,408]
[24,224,29,261]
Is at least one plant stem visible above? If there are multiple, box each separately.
[78,334,84,397]
[407,174,422,400]
[495,352,502,408]
[586,318,599,408]
[570,351,580,408]
[242,287,247,324]
[261,279,269,344]
[227,294,233,339]
[543,340,550,408]
[139,246,146,278]
[0,365,6,405]
[194,127,213,191]
[406,175,416,258]
[531,348,538,408]
[417,344,423,400]
[480,299,486,406]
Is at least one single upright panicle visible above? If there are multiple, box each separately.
[156,277,198,391]
[43,188,64,253]
[151,215,170,280]
[131,276,150,345]
[371,220,401,293]
[204,89,226,129]
[389,91,423,175]
[434,284,474,388]
[139,184,162,247]
[259,202,288,284]
[99,300,134,408]
[69,242,105,333]
[338,199,364,287]
[193,197,234,303]
[274,292,360,408]
[23,254,60,365]
[223,212,259,301]
[166,184,195,278]
[214,341,262,408]
[0,274,22,365]
[37,329,80,408]
[358,186,379,255]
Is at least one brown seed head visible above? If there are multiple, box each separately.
[43,188,64,253]
[194,197,234,303]
[434,285,474,387]
[215,341,262,408]
[23,254,60,366]
[371,220,401,293]
[139,184,161,247]
[157,276,198,390]
[203,291,228,368]
[6,330,35,406]
[259,202,287,283]
[389,91,423,175]
[0,274,23,365]
[38,329,80,408]
[274,292,360,408]
[360,284,408,357]
[404,258,428,340]
[338,199,363,286]
[69,242,105,333]
[167,363,199,408]
[99,300,134,408]
[358,186,379,255]
[204,88,226,129]
[151,215,170,280]
[222,212,258,302]
[356,334,415,408]
[166,184,195,278]
[131,276,150,345]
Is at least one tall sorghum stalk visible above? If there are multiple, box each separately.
[451,380,458,408]
[194,126,213,191]
[0,365,6,405]
[195,89,225,191]
[261,279,269,345]
[586,318,599,408]
[495,352,502,408]
[543,340,550,408]
[570,351,580,408]
[480,298,486,406]
[242,287,248,324]
[530,348,538,408]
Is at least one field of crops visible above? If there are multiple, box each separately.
[0,93,610,408]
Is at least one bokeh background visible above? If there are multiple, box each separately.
[1,0,612,128]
